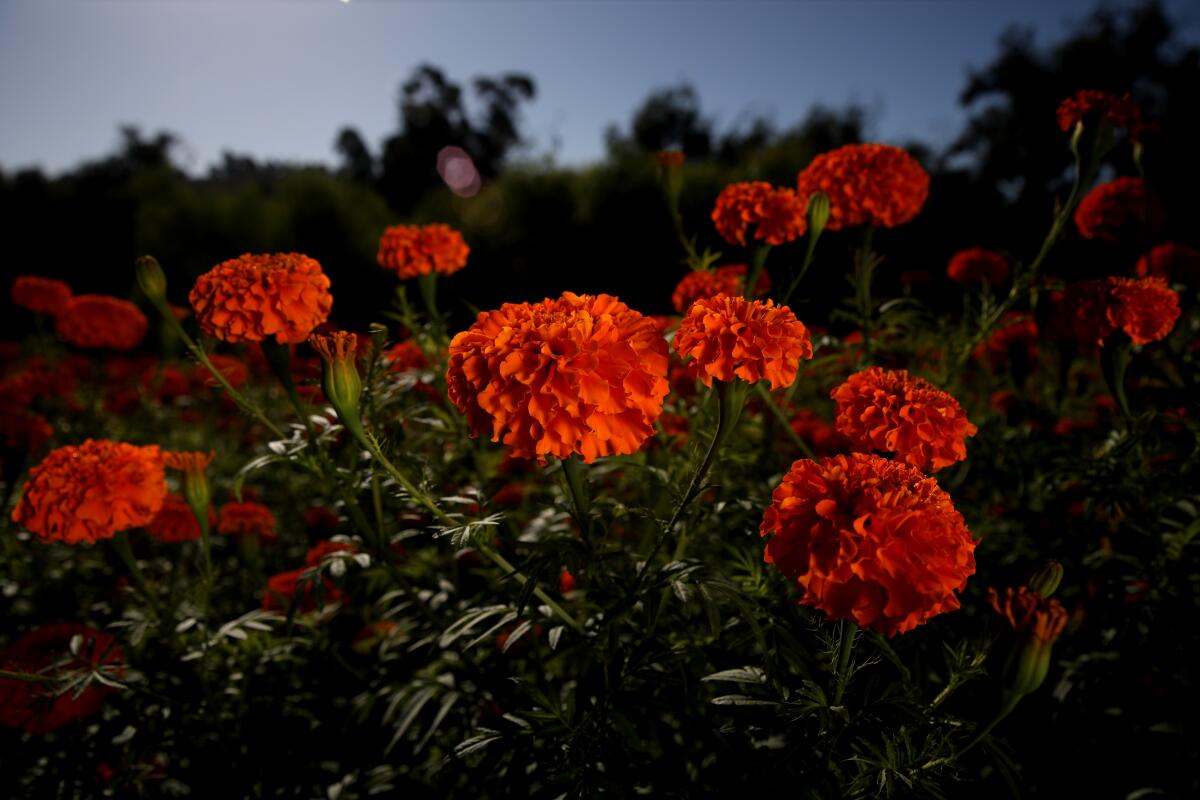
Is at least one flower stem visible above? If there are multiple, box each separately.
[744,245,771,300]
[832,620,858,705]
[853,227,877,363]
[753,382,817,460]
[560,454,592,538]
[417,273,445,344]
[111,533,164,619]
[782,228,823,306]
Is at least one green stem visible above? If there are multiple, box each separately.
[417,273,445,344]
[111,533,164,619]
[0,669,54,683]
[560,455,592,538]
[744,245,771,300]
[782,229,823,306]
[145,295,286,440]
[476,543,584,634]
[261,341,319,442]
[832,621,857,705]
[1100,339,1133,422]
[853,227,877,363]
[925,693,1021,770]
[753,383,817,460]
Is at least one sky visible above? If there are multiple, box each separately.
[1,0,1197,175]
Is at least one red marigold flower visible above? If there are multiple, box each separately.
[1137,242,1200,285]
[11,276,72,316]
[55,295,148,350]
[1073,177,1162,242]
[304,539,358,567]
[377,223,469,280]
[559,569,577,594]
[163,450,215,473]
[760,453,976,636]
[711,182,806,246]
[670,264,771,313]
[147,493,214,543]
[647,315,679,335]
[988,586,1068,643]
[1059,276,1180,345]
[673,294,812,390]
[385,340,429,373]
[195,354,250,389]
[446,292,669,463]
[795,143,929,230]
[832,368,977,473]
[0,624,124,735]
[1056,90,1143,134]
[189,253,333,345]
[217,500,277,542]
[12,440,166,544]
[973,313,1039,369]
[946,247,1010,286]
[261,568,343,612]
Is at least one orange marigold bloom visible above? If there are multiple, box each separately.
[385,340,429,373]
[832,368,977,473]
[761,453,976,636]
[973,312,1039,369]
[11,276,72,316]
[1137,242,1200,285]
[1073,177,1161,242]
[946,248,1009,286]
[164,450,215,473]
[11,440,166,544]
[55,295,148,350]
[377,223,470,280]
[796,143,929,230]
[670,264,771,313]
[1056,90,1142,135]
[446,292,669,464]
[0,624,124,735]
[147,493,214,543]
[988,586,1068,644]
[189,253,333,345]
[1059,276,1180,345]
[673,294,812,390]
[711,182,806,247]
[217,500,277,542]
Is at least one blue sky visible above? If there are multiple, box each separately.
[1,0,1196,175]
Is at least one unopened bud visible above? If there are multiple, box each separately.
[1028,560,1063,598]
[310,331,365,434]
[163,451,215,523]
[135,255,167,303]
[806,191,831,238]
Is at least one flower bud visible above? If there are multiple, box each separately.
[1028,560,1063,598]
[135,255,168,303]
[310,331,365,431]
[989,585,1069,699]
[163,451,215,525]
[805,191,831,239]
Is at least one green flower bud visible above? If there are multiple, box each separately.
[805,191,831,238]
[135,255,168,304]
[310,331,365,433]
[1028,560,1064,598]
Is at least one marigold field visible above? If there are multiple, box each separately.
[3,91,1200,799]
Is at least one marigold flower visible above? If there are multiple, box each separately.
[217,500,277,542]
[946,248,1010,286]
[832,368,976,473]
[1137,242,1200,285]
[989,585,1069,696]
[1073,177,1161,242]
[262,568,343,612]
[787,408,850,456]
[0,624,124,735]
[189,253,333,344]
[711,182,806,247]
[55,295,148,350]
[671,264,771,313]
[12,440,166,544]
[1056,90,1143,134]
[147,493,215,543]
[673,294,812,390]
[377,223,469,280]
[1058,276,1180,345]
[385,340,429,373]
[559,569,577,594]
[973,313,1039,369]
[309,331,364,420]
[796,144,929,230]
[1,410,53,469]
[446,292,669,463]
[760,453,976,636]
[11,276,72,316]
